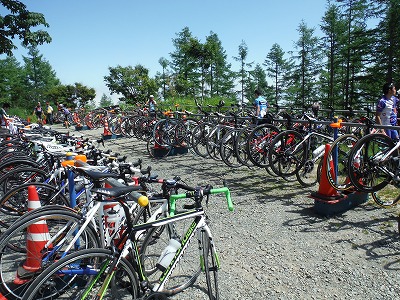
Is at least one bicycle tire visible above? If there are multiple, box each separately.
[20,248,139,300]
[371,186,400,207]
[0,207,100,300]
[347,133,396,193]
[325,134,359,191]
[246,124,280,168]
[219,128,243,168]
[0,182,69,225]
[147,136,172,159]
[206,125,231,161]
[0,167,48,198]
[175,118,198,148]
[268,130,306,177]
[295,156,323,187]
[234,127,255,168]
[191,122,212,158]
[201,230,219,300]
[139,217,201,295]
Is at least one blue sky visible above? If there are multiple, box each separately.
[2,0,329,104]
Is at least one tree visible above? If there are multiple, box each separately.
[204,32,235,99]
[22,45,60,106]
[158,57,169,100]
[46,83,95,108]
[0,55,25,105]
[104,64,157,105]
[0,0,52,55]
[233,40,253,106]
[320,2,347,109]
[336,0,377,108]
[264,43,288,106]
[367,0,400,98]
[248,64,269,102]
[289,20,323,109]
[99,93,113,107]
[170,27,198,97]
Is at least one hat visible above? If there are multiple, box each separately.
[150,95,154,98]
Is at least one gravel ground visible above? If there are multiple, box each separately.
[55,124,400,300]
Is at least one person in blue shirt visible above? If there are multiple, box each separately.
[376,82,399,140]
[254,89,268,124]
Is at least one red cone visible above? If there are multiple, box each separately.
[14,186,52,284]
[103,118,112,136]
[310,144,343,200]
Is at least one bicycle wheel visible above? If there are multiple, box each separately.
[192,122,212,158]
[246,124,280,168]
[0,182,69,226]
[347,133,396,193]
[175,118,198,148]
[268,130,306,177]
[371,185,400,207]
[146,136,172,159]
[295,156,323,187]
[206,126,225,161]
[139,215,201,295]
[20,248,139,300]
[0,206,100,300]
[234,127,254,168]
[0,167,48,198]
[201,230,219,300]
[325,134,359,191]
[219,128,242,168]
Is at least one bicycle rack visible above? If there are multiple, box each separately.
[310,118,369,217]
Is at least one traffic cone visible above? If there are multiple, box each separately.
[103,118,112,138]
[14,186,52,284]
[310,144,343,200]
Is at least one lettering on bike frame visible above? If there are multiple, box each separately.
[158,216,200,284]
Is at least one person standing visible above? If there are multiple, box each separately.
[376,82,399,141]
[46,101,54,125]
[59,104,72,128]
[254,89,268,124]
[146,95,157,117]
[33,102,43,125]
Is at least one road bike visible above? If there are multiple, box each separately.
[21,185,233,300]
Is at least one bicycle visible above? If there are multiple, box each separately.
[0,166,148,300]
[347,132,400,207]
[268,114,334,186]
[21,184,233,300]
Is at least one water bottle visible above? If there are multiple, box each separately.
[104,204,121,240]
[156,238,181,271]
[312,144,325,158]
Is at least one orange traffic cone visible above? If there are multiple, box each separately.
[103,118,112,137]
[310,144,343,200]
[14,186,52,284]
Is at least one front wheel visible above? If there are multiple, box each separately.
[347,133,396,193]
[20,248,139,300]
[201,230,219,300]
[268,130,306,177]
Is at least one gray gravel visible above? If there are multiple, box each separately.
[56,124,400,300]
